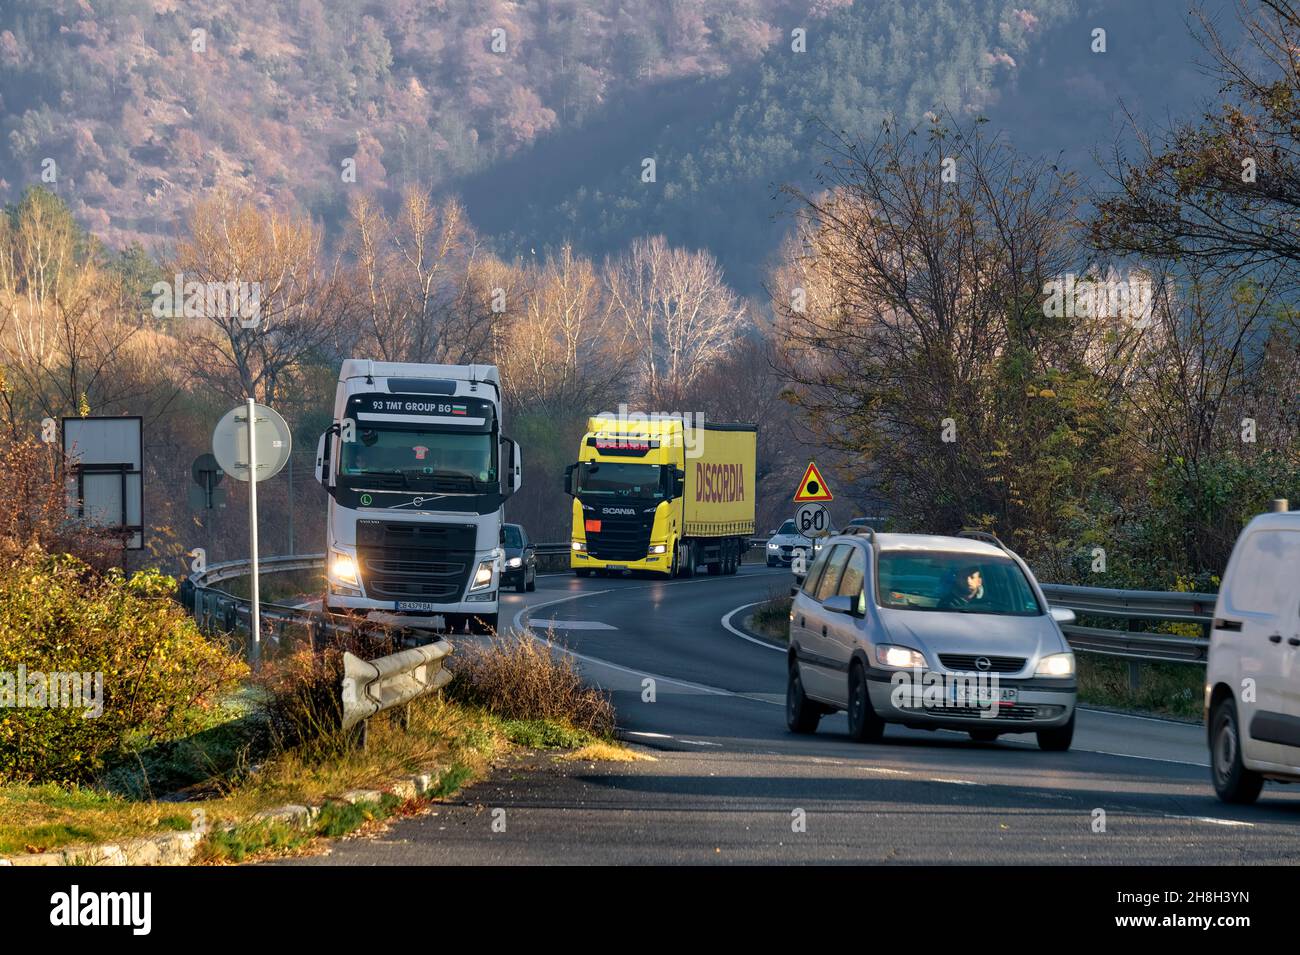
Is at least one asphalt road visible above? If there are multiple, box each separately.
[284,565,1300,864]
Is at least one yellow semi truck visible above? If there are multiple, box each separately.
[564,415,756,577]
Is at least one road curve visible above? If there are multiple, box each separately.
[282,566,1300,865]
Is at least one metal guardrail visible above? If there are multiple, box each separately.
[1038,583,1213,666]
[342,642,453,736]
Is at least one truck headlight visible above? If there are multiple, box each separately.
[330,550,359,587]
[571,540,586,552]
[507,556,522,568]
[1035,652,1075,677]
[649,544,667,555]
[470,559,495,591]
[875,645,926,669]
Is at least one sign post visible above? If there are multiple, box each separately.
[213,402,292,665]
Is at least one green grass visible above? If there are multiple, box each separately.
[496,716,596,749]
[0,783,193,855]
[1076,655,1203,720]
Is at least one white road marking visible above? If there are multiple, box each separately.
[1163,814,1254,828]
[860,767,912,776]
[538,619,617,630]
[625,731,673,739]
[1090,750,1209,768]
[930,777,982,786]
[679,739,723,747]
[721,601,785,652]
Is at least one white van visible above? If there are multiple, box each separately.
[1205,503,1300,803]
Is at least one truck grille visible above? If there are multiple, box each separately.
[586,508,654,561]
[356,520,477,601]
[938,654,1026,674]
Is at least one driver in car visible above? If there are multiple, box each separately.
[939,565,986,610]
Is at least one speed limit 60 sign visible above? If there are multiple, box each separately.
[795,503,831,538]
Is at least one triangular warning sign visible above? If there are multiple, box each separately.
[794,461,833,502]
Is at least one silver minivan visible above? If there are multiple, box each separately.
[1205,505,1300,803]
[786,529,1078,749]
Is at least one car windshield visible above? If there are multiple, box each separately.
[876,550,1042,616]
[575,462,664,498]
[340,427,496,492]
[503,525,523,548]
[777,520,796,535]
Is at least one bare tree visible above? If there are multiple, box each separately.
[606,235,749,405]
[342,189,496,365]
[171,194,343,405]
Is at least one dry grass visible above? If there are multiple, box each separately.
[446,631,616,738]
[560,742,654,763]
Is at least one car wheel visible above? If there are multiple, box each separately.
[1036,711,1075,751]
[515,573,527,594]
[575,568,592,578]
[847,662,884,742]
[1211,698,1263,804]
[969,728,1000,743]
[767,557,778,567]
[786,659,821,734]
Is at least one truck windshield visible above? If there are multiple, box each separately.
[576,462,663,498]
[341,428,496,492]
[876,551,1043,616]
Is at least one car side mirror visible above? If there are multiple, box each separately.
[823,595,854,615]
[1049,606,1076,626]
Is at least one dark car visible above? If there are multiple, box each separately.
[502,523,537,593]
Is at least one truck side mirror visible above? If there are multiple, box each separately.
[564,463,576,497]
[315,430,331,488]
[673,468,685,498]
[501,436,522,497]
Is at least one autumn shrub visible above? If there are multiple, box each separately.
[0,548,247,784]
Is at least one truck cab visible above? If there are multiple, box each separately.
[315,359,521,632]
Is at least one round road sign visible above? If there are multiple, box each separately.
[191,452,224,487]
[212,403,292,483]
[795,502,832,538]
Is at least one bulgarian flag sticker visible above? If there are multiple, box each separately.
[451,403,468,416]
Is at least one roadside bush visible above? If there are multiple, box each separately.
[447,633,615,737]
[0,548,247,784]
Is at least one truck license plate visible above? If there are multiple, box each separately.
[397,601,440,613]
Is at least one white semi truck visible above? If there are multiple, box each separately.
[314,360,522,632]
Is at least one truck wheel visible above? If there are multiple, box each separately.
[575,568,591,578]
[727,540,740,574]
[682,542,695,577]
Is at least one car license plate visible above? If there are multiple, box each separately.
[949,685,1017,707]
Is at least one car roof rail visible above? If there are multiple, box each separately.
[958,529,1012,555]
[844,524,876,546]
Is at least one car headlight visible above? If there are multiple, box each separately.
[507,557,522,568]
[875,645,926,669]
[649,544,667,555]
[1035,652,1075,677]
[330,550,359,587]
[470,559,495,591]
[767,542,778,550]
[571,540,586,552]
